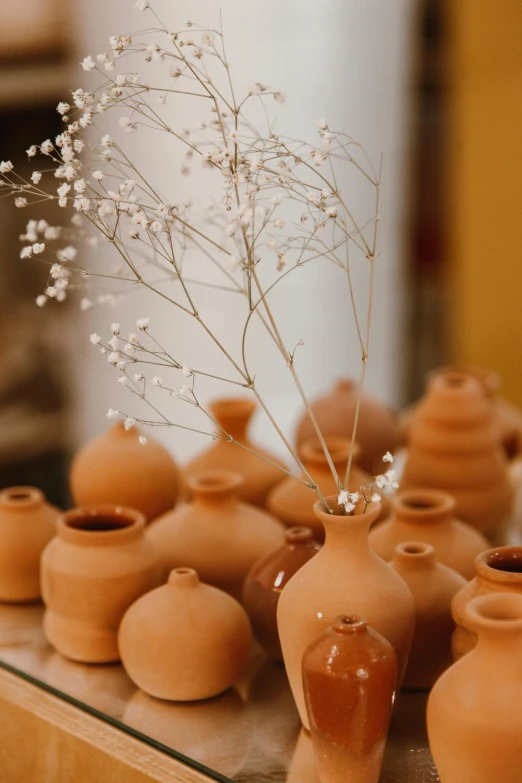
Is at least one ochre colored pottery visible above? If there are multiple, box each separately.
[70,422,179,522]
[0,487,59,602]
[370,488,489,580]
[295,379,402,474]
[146,470,285,600]
[390,542,466,689]
[242,527,321,660]
[277,497,414,729]
[41,505,163,663]
[303,615,397,783]
[184,398,286,507]
[118,568,252,701]
[428,593,522,783]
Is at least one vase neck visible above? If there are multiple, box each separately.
[467,594,522,662]
[393,489,456,528]
[189,470,242,507]
[210,398,255,442]
[315,498,381,555]
[391,542,437,573]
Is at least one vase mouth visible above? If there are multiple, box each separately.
[333,615,367,634]
[168,567,199,587]
[210,397,256,421]
[300,436,358,470]
[285,526,316,545]
[188,470,243,498]
[393,541,436,568]
[429,370,484,397]
[0,486,44,510]
[475,547,522,583]
[466,593,522,635]
[393,489,455,522]
[427,366,500,397]
[58,505,145,546]
[334,378,356,394]
[314,495,381,524]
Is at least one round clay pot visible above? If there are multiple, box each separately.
[451,545,522,660]
[400,371,514,535]
[242,527,321,660]
[146,470,285,599]
[428,592,522,783]
[118,568,253,701]
[295,379,402,474]
[370,488,489,580]
[277,497,415,730]
[390,542,466,689]
[41,505,163,663]
[0,487,59,602]
[184,398,287,507]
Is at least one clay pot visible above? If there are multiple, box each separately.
[242,527,321,660]
[184,398,286,507]
[70,422,179,523]
[277,497,415,729]
[118,568,252,701]
[0,487,59,603]
[428,592,522,783]
[303,615,397,783]
[295,379,402,474]
[390,542,466,689]
[370,488,489,580]
[41,505,163,663]
[146,471,285,599]
[451,545,522,660]
[400,371,514,535]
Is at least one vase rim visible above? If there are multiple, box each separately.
[475,547,522,584]
[393,541,436,568]
[466,593,522,635]
[428,370,484,396]
[188,469,243,498]
[210,396,256,419]
[332,614,367,634]
[58,505,145,546]
[393,488,455,521]
[285,526,316,545]
[300,436,359,468]
[0,486,44,511]
[314,495,381,524]
[427,365,500,396]
[168,567,200,587]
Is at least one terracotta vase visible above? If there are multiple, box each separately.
[242,527,321,660]
[451,545,522,660]
[390,542,466,689]
[370,488,489,580]
[400,371,514,535]
[295,379,402,474]
[277,497,415,729]
[70,422,179,523]
[146,470,285,599]
[428,592,522,783]
[303,615,397,783]
[41,505,163,663]
[118,568,252,700]
[0,487,59,602]
[183,398,286,507]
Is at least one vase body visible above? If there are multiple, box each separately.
[390,543,466,689]
[303,616,397,783]
[428,592,522,783]
[400,371,513,535]
[147,471,285,600]
[0,487,59,602]
[184,398,286,507]
[277,498,415,729]
[242,527,321,660]
[41,505,163,663]
[451,545,522,659]
[118,568,252,700]
[370,488,489,580]
[70,422,179,522]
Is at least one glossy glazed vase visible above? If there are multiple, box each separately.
[400,371,514,535]
[0,487,59,602]
[242,527,321,660]
[184,398,286,507]
[390,543,466,689]
[370,488,489,580]
[303,615,397,783]
[428,593,522,783]
[118,568,253,700]
[146,471,285,600]
[295,379,402,474]
[451,545,522,660]
[277,497,415,729]
[70,422,179,522]
[41,505,163,663]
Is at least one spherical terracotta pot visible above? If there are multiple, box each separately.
[370,488,489,580]
[400,371,514,535]
[0,487,59,602]
[390,542,466,689]
[303,615,397,783]
[295,379,402,474]
[451,545,522,660]
[41,505,163,663]
[146,470,285,599]
[277,497,415,729]
[70,422,179,522]
[428,592,522,783]
[242,527,321,660]
[118,568,253,701]
[184,398,287,507]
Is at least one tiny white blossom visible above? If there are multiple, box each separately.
[40,139,53,155]
[181,366,193,377]
[92,170,104,181]
[0,161,13,174]
[348,492,360,504]
[338,490,349,506]
[123,343,135,355]
[129,229,139,239]
[32,243,45,254]
[31,171,42,184]
[108,352,119,365]
[138,435,147,445]
[150,221,162,234]
[74,179,87,193]
[50,264,65,278]
[136,317,150,330]
[111,322,120,335]
[81,56,96,71]
[36,295,47,307]
[124,416,136,430]
[117,376,126,385]
[20,246,32,259]
[15,197,28,208]
[371,492,381,503]
[383,452,394,463]
[108,336,119,350]
[152,376,163,387]
[274,218,285,229]
[90,333,102,344]
[80,298,93,311]
[57,102,70,115]
[271,194,282,205]
[106,408,119,419]
[274,92,285,104]
[101,134,112,148]
[26,146,37,158]
[318,118,328,130]
[135,0,149,9]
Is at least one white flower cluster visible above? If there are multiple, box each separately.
[337,453,398,516]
